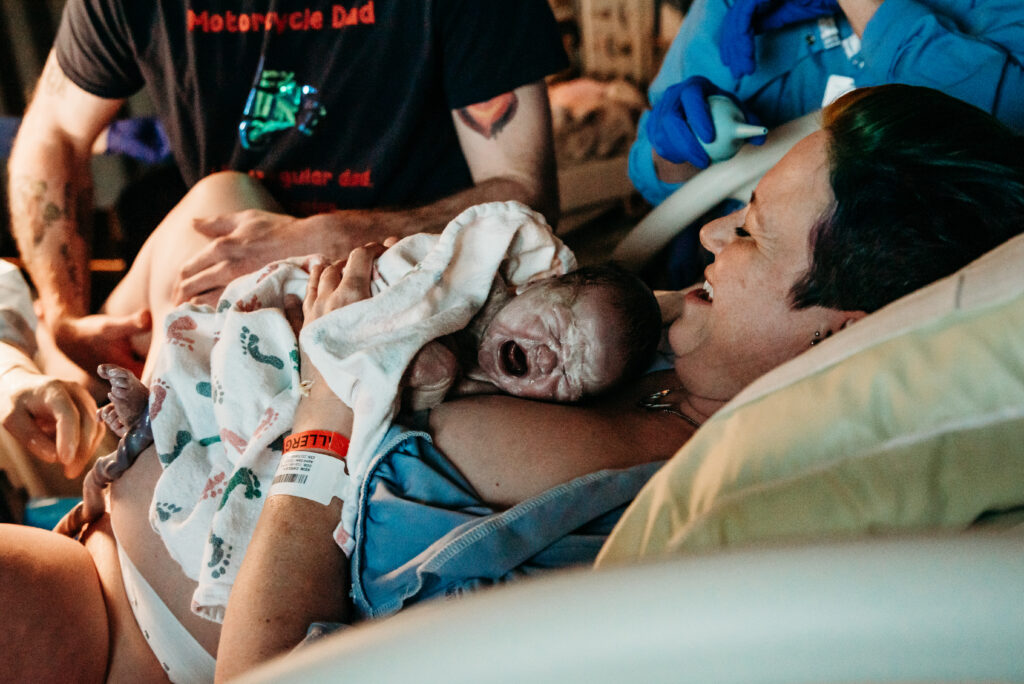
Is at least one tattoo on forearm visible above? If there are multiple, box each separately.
[11,177,75,247]
[10,173,89,308]
[63,181,76,223]
[59,242,81,289]
[457,92,518,140]
[12,177,54,245]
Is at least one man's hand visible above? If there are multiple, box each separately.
[1,366,104,478]
[52,310,151,379]
[648,76,758,169]
[720,0,841,78]
[176,209,352,306]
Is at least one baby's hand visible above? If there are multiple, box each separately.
[403,341,458,411]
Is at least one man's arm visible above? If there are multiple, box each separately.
[8,51,149,376]
[174,80,559,304]
[8,50,123,323]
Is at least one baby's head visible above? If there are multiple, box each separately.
[476,264,661,402]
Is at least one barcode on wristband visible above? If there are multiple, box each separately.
[272,473,309,486]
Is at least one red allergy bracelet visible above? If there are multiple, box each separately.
[283,430,350,460]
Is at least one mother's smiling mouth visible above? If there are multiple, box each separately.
[695,280,714,303]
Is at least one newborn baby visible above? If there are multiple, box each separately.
[403,263,662,409]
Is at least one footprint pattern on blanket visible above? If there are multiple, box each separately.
[154,502,182,522]
[217,299,232,313]
[220,429,248,454]
[239,326,284,369]
[159,430,191,466]
[217,467,262,511]
[195,379,224,404]
[252,408,280,441]
[235,294,262,313]
[255,262,282,284]
[149,379,169,422]
[167,315,197,351]
[201,472,227,501]
[208,533,233,579]
[290,348,300,373]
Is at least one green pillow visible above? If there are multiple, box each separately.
[597,235,1024,566]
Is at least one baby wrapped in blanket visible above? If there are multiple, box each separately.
[93,201,659,622]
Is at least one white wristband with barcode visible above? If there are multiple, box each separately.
[269,449,349,506]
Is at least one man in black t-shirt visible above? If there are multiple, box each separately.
[8,0,568,382]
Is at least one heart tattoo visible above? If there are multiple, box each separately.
[457,92,519,139]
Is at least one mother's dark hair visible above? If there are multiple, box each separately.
[791,84,1024,313]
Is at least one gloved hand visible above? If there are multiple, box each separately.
[647,76,762,170]
[720,0,841,79]
[105,117,172,164]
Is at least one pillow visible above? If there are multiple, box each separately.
[596,234,1024,565]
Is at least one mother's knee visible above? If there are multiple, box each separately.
[0,524,110,682]
[185,170,279,216]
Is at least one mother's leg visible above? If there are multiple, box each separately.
[0,523,110,682]
[103,171,281,376]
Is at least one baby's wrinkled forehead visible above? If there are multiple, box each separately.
[571,283,628,333]
[567,285,634,384]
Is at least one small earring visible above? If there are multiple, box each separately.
[810,330,822,346]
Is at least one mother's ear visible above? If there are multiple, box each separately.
[839,310,868,330]
[814,309,867,346]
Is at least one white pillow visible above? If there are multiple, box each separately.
[596,234,1024,565]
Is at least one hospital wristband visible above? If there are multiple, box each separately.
[283,430,349,460]
[269,449,350,507]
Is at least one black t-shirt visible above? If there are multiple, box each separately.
[56,0,567,215]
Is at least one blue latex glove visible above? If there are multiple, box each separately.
[720,0,841,79]
[105,117,172,164]
[647,76,761,170]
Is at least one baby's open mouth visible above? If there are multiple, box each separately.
[500,340,527,376]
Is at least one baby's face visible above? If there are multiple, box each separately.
[476,282,626,402]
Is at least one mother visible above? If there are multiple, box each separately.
[3,85,1023,683]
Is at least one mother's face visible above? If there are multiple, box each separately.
[668,130,860,402]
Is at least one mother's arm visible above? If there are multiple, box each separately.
[215,385,352,682]
[216,253,374,682]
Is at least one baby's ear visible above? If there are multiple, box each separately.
[513,275,550,296]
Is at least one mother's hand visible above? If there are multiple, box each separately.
[301,242,388,327]
[294,242,389,421]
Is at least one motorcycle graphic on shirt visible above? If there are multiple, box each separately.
[238,64,326,149]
